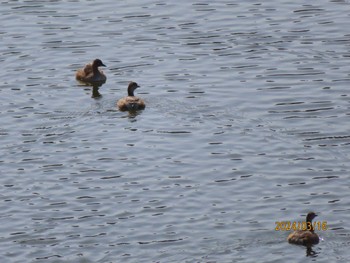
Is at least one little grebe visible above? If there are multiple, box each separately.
[76,59,107,85]
[287,212,319,246]
[117,82,145,111]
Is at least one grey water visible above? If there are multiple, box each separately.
[1,0,350,262]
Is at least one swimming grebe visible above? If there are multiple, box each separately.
[76,59,107,84]
[117,82,145,111]
[287,212,319,246]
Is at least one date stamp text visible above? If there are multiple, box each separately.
[275,221,328,231]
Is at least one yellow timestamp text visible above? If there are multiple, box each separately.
[275,221,328,231]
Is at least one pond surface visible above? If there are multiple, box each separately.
[1,0,350,262]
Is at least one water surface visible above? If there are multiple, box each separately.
[1,0,350,262]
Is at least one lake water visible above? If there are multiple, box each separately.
[1,0,350,262]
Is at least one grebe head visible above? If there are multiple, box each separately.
[306,212,317,222]
[127,81,140,96]
[92,59,106,68]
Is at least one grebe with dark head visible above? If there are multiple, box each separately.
[287,212,319,246]
[117,82,145,111]
[76,59,107,85]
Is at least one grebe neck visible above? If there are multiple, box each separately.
[127,87,135,96]
[306,213,317,232]
[92,64,100,74]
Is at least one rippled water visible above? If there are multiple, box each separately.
[1,0,350,262]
